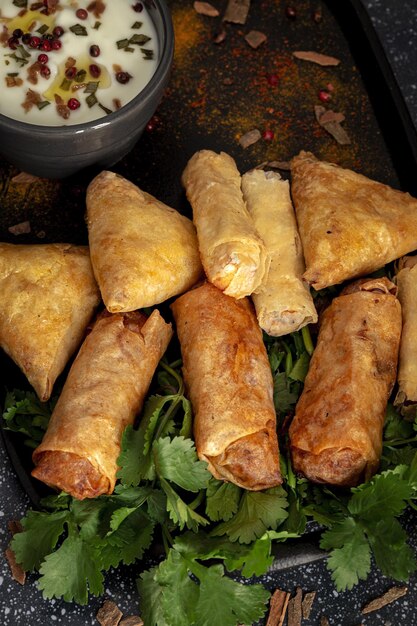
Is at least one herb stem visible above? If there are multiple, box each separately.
[301,325,314,355]
[188,490,205,511]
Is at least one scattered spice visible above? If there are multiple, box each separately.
[244,30,267,49]
[87,0,106,19]
[119,617,144,626]
[22,88,42,111]
[265,588,290,626]
[320,617,330,626]
[285,6,297,19]
[361,586,408,614]
[222,76,233,85]
[36,230,46,238]
[222,0,250,24]
[8,220,31,235]
[193,1,219,17]
[213,27,227,44]
[287,586,303,626]
[96,600,123,626]
[11,171,40,183]
[6,74,23,87]
[239,128,261,148]
[54,93,70,119]
[315,105,351,145]
[318,88,331,102]
[263,129,274,141]
[293,50,340,66]
[301,590,316,619]
[255,160,291,170]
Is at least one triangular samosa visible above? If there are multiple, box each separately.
[0,243,100,401]
[86,171,203,312]
[290,151,417,289]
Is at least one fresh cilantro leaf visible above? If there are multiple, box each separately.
[38,532,104,604]
[321,519,371,591]
[2,389,54,447]
[193,563,270,626]
[143,395,172,455]
[212,488,288,544]
[288,351,310,382]
[70,498,110,540]
[138,566,170,626]
[11,510,69,571]
[272,371,300,414]
[179,397,193,438]
[161,477,209,531]
[117,424,155,485]
[96,508,155,569]
[154,551,199,625]
[348,468,413,521]
[153,436,211,491]
[368,517,417,580]
[224,534,274,577]
[384,403,415,441]
[205,479,241,522]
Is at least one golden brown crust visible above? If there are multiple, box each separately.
[32,309,173,499]
[86,171,203,312]
[289,277,402,487]
[394,256,417,410]
[171,281,281,490]
[0,243,100,401]
[290,151,417,290]
[181,150,268,298]
[241,169,317,336]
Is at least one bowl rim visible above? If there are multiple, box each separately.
[0,0,174,135]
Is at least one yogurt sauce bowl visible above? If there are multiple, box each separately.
[0,0,174,178]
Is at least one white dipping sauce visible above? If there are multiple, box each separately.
[0,0,158,125]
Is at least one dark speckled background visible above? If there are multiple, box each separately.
[1,1,417,624]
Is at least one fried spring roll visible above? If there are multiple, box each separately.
[0,243,100,401]
[32,310,172,499]
[241,169,317,336]
[394,256,417,414]
[181,150,269,299]
[86,171,203,312]
[289,277,401,487]
[171,282,281,490]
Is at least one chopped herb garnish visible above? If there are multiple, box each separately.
[13,0,27,7]
[141,48,154,60]
[116,39,130,49]
[93,21,102,30]
[59,78,72,91]
[98,103,112,115]
[36,101,50,110]
[129,34,151,46]
[69,24,88,36]
[7,72,19,77]
[36,24,49,35]
[86,94,98,108]
[18,46,31,59]
[132,21,143,29]
[75,69,87,83]
[124,47,135,53]
[84,81,99,94]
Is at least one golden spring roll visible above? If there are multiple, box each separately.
[289,277,401,487]
[394,256,417,414]
[181,150,269,298]
[86,171,203,312]
[0,243,100,401]
[291,151,417,290]
[171,282,281,490]
[32,310,173,499]
[241,169,317,336]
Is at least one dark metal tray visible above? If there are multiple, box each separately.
[1,1,417,624]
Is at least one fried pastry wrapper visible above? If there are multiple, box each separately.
[32,310,173,499]
[289,277,401,487]
[394,256,417,414]
[290,151,417,290]
[241,169,317,336]
[0,242,100,401]
[86,171,203,312]
[181,150,269,299]
[171,282,281,490]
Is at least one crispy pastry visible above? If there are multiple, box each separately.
[241,169,317,336]
[394,256,417,414]
[289,277,402,487]
[0,242,100,401]
[171,282,281,490]
[290,151,417,290]
[32,310,173,499]
[86,171,203,312]
[181,150,269,298]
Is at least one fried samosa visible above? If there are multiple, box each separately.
[171,282,281,490]
[181,150,269,299]
[291,151,417,290]
[394,256,417,414]
[241,169,317,336]
[32,309,172,499]
[86,171,203,312]
[0,242,100,401]
[289,277,401,487]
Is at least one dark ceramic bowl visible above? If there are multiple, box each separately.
[0,0,174,179]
